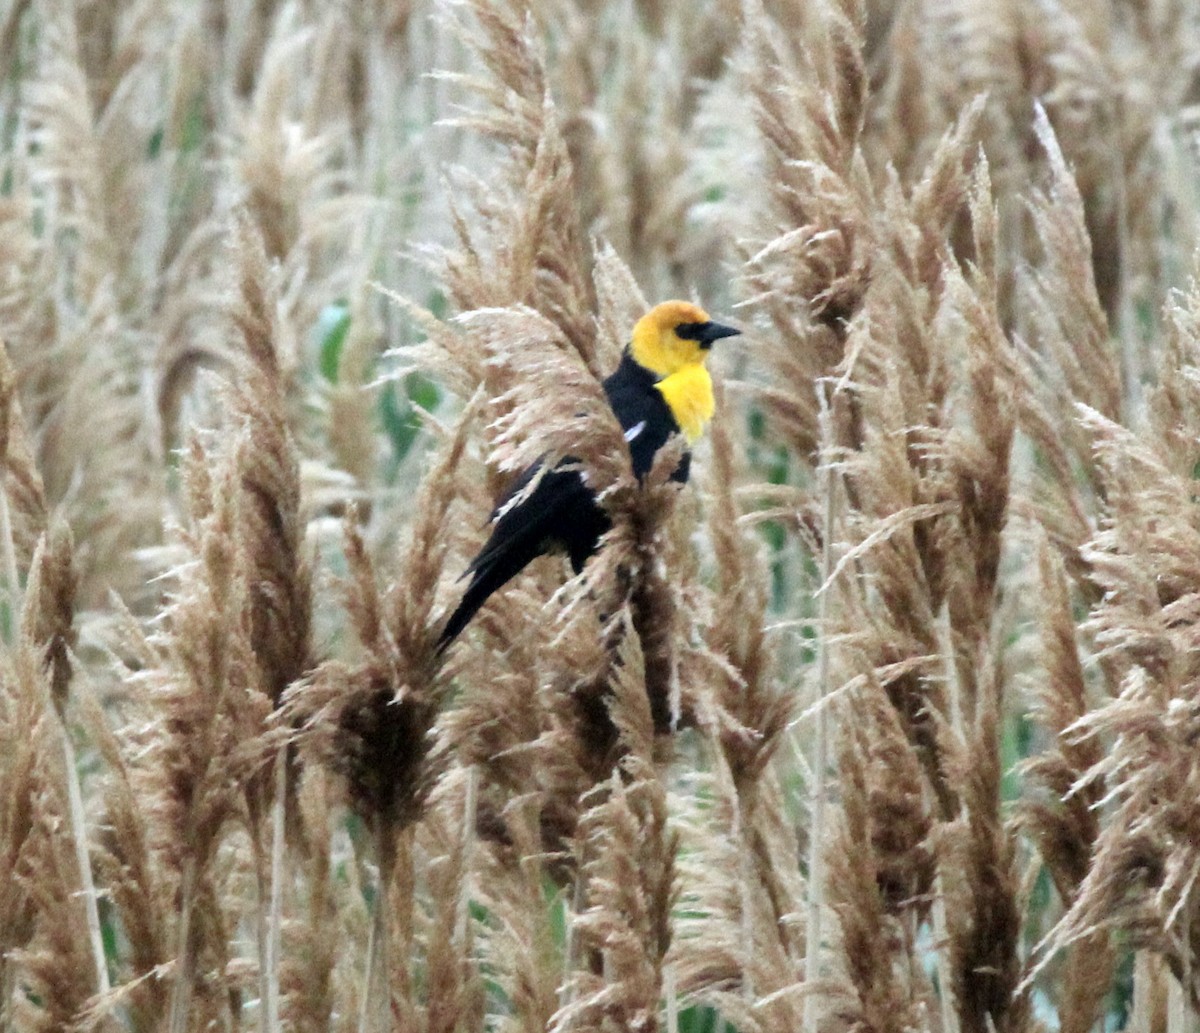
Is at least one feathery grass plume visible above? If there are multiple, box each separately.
[1022,0,1199,344]
[11,0,162,608]
[0,334,114,1008]
[278,763,341,1033]
[22,518,77,713]
[1039,275,1200,1008]
[1129,9,1200,307]
[1013,106,1121,575]
[283,403,468,1030]
[671,756,806,1032]
[821,683,930,1033]
[0,188,48,380]
[938,657,1030,1033]
[23,0,117,304]
[1017,0,1126,323]
[435,560,567,856]
[783,91,1025,1033]
[18,521,113,1008]
[19,0,215,465]
[667,393,808,1026]
[77,679,171,1031]
[866,0,1154,334]
[738,5,942,1024]
[805,409,938,1029]
[118,437,253,1033]
[4,647,102,1033]
[873,0,1028,260]
[0,345,48,581]
[1016,533,1113,1033]
[935,156,1015,721]
[436,514,598,899]
[225,214,313,722]
[224,7,382,535]
[324,287,384,499]
[0,421,104,1025]
[741,0,871,467]
[0,636,41,1025]
[827,314,951,815]
[224,212,317,1033]
[469,792,563,1031]
[234,4,368,316]
[414,767,487,1033]
[853,671,934,919]
[546,0,739,301]
[434,0,598,376]
[702,389,792,783]
[864,146,1029,1033]
[551,618,677,1033]
[152,5,374,474]
[809,102,997,815]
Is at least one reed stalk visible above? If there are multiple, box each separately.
[167,857,198,1033]
[802,385,839,1033]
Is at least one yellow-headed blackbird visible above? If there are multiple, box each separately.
[438,300,739,649]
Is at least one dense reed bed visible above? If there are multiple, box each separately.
[2,0,1200,1030]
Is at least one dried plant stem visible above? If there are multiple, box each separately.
[60,720,110,997]
[938,602,963,735]
[1131,953,1152,1033]
[168,856,198,1033]
[455,765,478,948]
[262,748,287,1033]
[932,870,960,1033]
[0,489,20,617]
[359,828,394,1033]
[1169,975,1189,1033]
[562,851,588,1010]
[934,603,963,1033]
[733,793,755,1005]
[665,963,678,1033]
[803,388,839,1033]
[1131,953,1166,1033]
[1112,146,1138,420]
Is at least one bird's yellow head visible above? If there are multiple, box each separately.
[630,300,740,377]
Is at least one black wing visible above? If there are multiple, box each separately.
[437,461,610,649]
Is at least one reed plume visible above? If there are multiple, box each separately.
[284,398,468,1029]
[1040,273,1200,1009]
[2,0,1200,1029]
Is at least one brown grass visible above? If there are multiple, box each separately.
[1,0,1200,1031]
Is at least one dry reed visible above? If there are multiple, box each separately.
[2,0,1200,1031]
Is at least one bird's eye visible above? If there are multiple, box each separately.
[675,322,707,341]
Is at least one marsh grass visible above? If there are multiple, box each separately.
[2,0,1200,1031]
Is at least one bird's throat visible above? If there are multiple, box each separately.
[654,364,715,443]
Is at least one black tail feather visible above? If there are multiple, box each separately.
[437,463,609,652]
[437,539,540,651]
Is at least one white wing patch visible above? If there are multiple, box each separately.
[624,421,647,443]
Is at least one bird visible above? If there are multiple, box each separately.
[437,300,740,650]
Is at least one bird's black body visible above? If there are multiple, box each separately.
[437,351,687,649]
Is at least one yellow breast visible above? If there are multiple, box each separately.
[655,364,715,444]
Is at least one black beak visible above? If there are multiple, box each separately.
[697,322,741,349]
